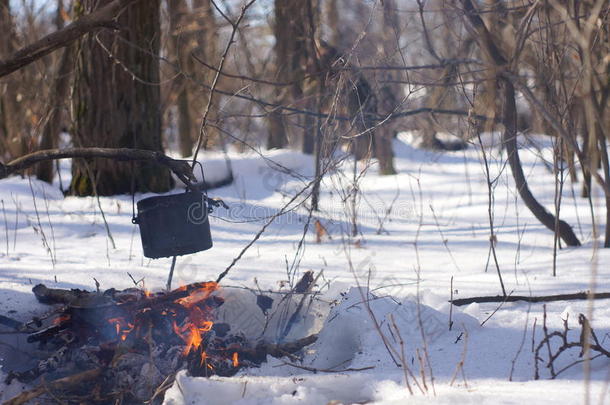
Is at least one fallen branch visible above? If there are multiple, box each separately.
[4,368,102,405]
[450,291,610,306]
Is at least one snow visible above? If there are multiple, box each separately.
[2,133,610,403]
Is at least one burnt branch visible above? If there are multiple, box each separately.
[0,0,139,78]
[4,368,102,405]
[32,284,91,305]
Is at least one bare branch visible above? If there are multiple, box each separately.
[0,147,196,186]
[0,0,139,78]
[451,291,610,306]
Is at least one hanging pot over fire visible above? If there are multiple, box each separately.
[132,162,226,259]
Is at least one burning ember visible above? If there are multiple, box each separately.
[2,281,317,404]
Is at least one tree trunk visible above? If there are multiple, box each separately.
[36,0,73,182]
[267,109,288,150]
[192,0,220,150]
[597,131,610,247]
[268,0,308,150]
[325,0,340,48]
[36,45,74,183]
[373,0,398,175]
[0,0,24,160]
[168,0,194,157]
[348,76,375,160]
[69,0,171,196]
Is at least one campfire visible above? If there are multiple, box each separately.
[2,279,318,404]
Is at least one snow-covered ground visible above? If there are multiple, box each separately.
[2,133,610,404]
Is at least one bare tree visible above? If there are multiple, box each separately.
[459,0,581,246]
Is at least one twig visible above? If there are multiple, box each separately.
[166,256,177,291]
[1,200,8,256]
[279,361,374,373]
[480,290,514,327]
[216,177,317,283]
[389,314,426,394]
[28,177,55,266]
[449,276,454,331]
[475,130,506,296]
[509,302,531,381]
[429,204,461,273]
[191,0,258,161]
[450,329,469,387]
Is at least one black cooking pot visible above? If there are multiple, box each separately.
[133,191,213,259]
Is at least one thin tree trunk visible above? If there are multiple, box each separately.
[36,45,74,183]
[268,0,308,150]
[193,0,220,150]
[348,75,375,160]
[168,0,194,157]
[0,0,24,160]
[303,113,315,154]
[375,85,397,175]
[503,81,580,246]
[373,0,398,175]
[325,0,340,48]
[267,108,288,149]
[581,107,592,198]
[598,131,610,247]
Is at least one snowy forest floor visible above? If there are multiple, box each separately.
[2,132,610,404]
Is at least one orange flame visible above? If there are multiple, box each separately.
[53,315,70,325]
[168,283,222,370]
[173,321,212,356]
[232,352,239,368]
[175,282,219,309]
[107,317,134,341]
[101,283,227,370]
